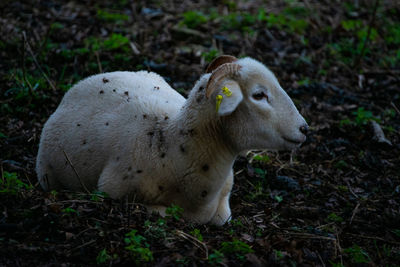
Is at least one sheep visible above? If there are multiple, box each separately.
[36,55,308,225]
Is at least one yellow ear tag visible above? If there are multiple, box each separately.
[216,95,223,112]
[222,86,232,97]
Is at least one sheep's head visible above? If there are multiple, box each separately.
[205,55,308,151]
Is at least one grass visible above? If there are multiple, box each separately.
[0,172,31,195]
[219,238,254,261]
[97,9,129,24]
[343,244,371,264]
[96,248,113,264]
[180,11,208,29]
[340,107,380,128]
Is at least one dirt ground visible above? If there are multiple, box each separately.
[1,0,399,266]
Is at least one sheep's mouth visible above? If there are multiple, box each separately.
[282,136,303,145]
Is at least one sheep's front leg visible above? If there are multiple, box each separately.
[146,205,167,217]
[210,171,233,225]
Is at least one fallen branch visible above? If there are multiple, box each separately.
[349,202,360,225]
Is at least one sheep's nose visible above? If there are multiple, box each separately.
[299,124,309,135]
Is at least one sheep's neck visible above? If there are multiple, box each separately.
[170,99,237,189]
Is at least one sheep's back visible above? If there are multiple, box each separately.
[36,71,185,191]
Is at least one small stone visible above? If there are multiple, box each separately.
[272,176,300,191]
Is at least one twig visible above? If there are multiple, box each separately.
[69,239,96,253]
[62,149,90,194]
[21,33,34,95]
[347,233,400,245]
[0,164,4,184]
[349,202,360,225]
[344,180,359,199]
[94,51,103,73]
[175,230,208,259]
[46,199,99,205]
[22,31,57,91]
[317,251,326,267]
[336,233,342,258]
[391,102,400,115]
[353,0,380,69]
[285,232,336,241]
[24,172,34,188]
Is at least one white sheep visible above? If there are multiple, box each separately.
[36,55,308,225]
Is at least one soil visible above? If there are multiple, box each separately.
[1,0,399,266]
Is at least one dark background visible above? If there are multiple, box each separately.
[1,0,399,265]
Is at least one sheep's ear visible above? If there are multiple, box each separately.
[216,80,243,116]
[206,55,237,73]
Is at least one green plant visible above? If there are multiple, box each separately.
[327,212,343,223]
[103,34,130,51]
[274,195,283,203]
[90,191,109,201]
[180,11,208,29]
[253,154,270,163]
[221,12,257,33]
[380,49,400,68]
[190,228,203,241]
[229,218,244,228]
[329,261,345,267]
[253,167,266,179]
[97,9,129,24]
[165,204,183,220]
[219,239,254,261]
[258,6,309,35]
[203,49,220,63]
[208,249,224,265]
[353,107,380,126]
[274,249,285,260]
[335,160,348,170]
[84,34,130,53]
[392,229,400,237]
[6,70,46,102]
[384,22,400,45]
[96,248,112,264]
[62,207,78,214]
[341,19,362,31]
[340,107,380,127]
[0,171,31,195]
[343,244,370,263]
[297,78,311,86]
[124,230,154,263]
[245,181,265,201]
[338,185,348,192]
[144,218,167,239]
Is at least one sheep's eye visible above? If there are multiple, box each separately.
[252,92,268,101]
